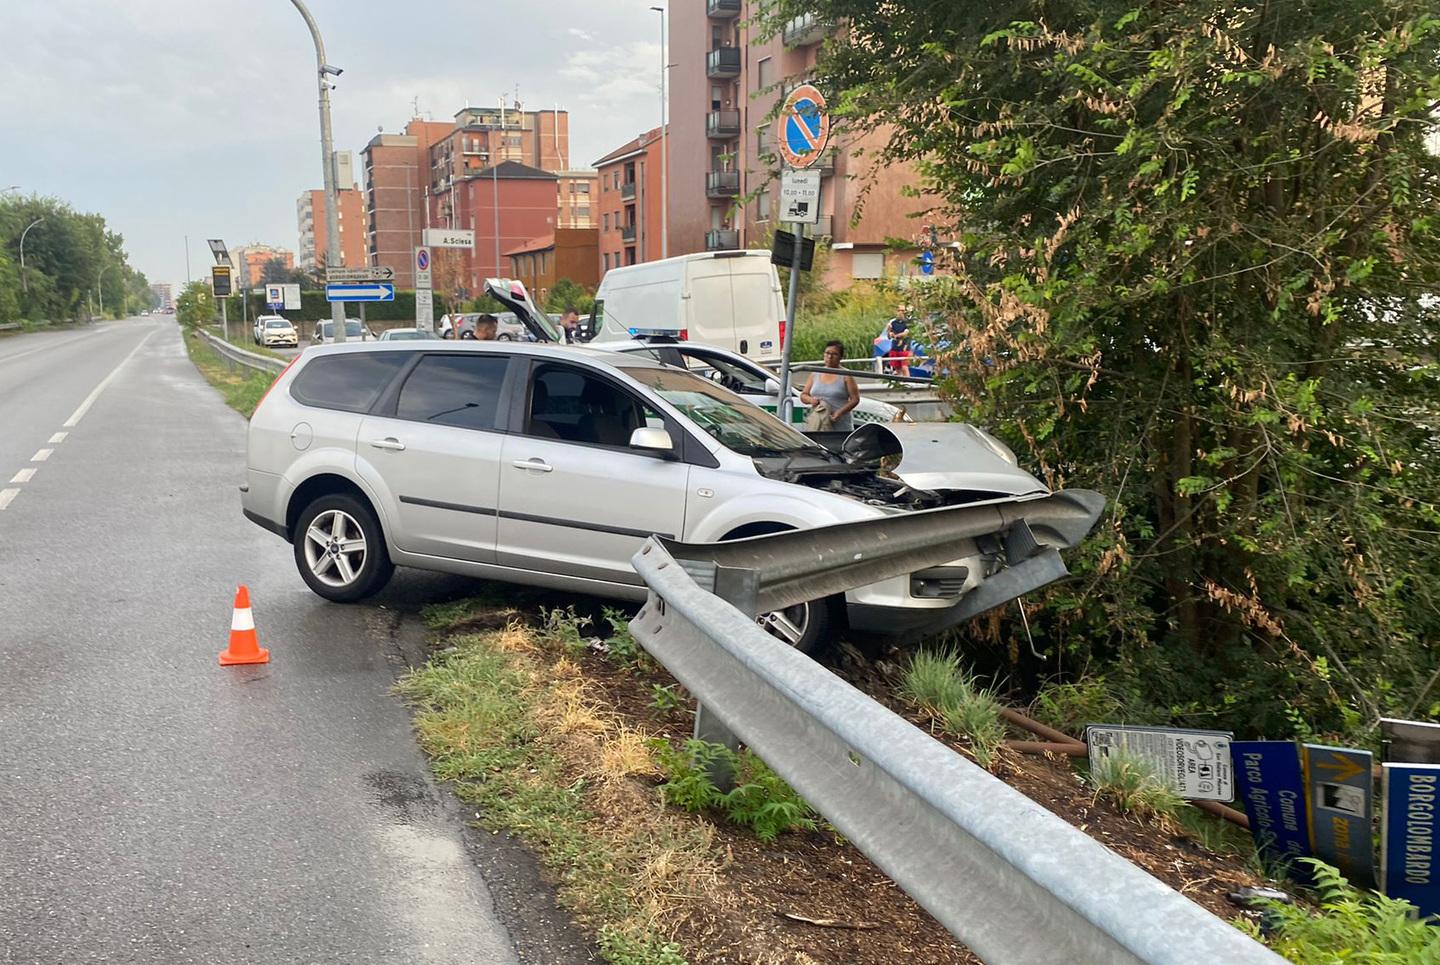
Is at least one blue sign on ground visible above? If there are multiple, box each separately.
[1382,763,1440,918]
[1303,743,1376,888]
[325,282,395,303]
[1233,741,1314,884]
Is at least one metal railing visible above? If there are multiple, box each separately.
[706,0,740,18]
[705,170,740,197]
[706,46,741,77]
[628,528,1284,965]
[621,224,637,243]
[620,180,637,200]
[198,330,287,377]
[782,13,829,46]
[705,109,741,139]
[705,228,739,250]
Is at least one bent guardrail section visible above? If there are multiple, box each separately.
[198,330,287,377]
[629,540,1284,965]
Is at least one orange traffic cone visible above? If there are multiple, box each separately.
[219,584,270,666]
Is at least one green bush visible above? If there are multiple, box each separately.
[1086,750,1185,826]
[651,739,818,842]
[1249,861,1440,962]
[791,281,896,361]
[1030,676,1126,737]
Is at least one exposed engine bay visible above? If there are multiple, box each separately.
[752,423,1052,511]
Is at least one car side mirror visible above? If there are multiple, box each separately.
[764,377,782,396]
[629,427,675,455]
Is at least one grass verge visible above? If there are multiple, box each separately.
[181,329,277,417]
[396,606,718,963]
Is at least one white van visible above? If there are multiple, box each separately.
[589,251,786,361]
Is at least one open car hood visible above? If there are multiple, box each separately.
[842,423,1049,499]
[482,278,563,343]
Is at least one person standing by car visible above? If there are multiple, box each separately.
[801,340,861,431]
[460,314,498,341]
[560,308,580,343]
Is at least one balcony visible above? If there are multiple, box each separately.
[783,13,830,46]
[621,180,637,201]
[706,0,740,19]
[706,109,741,139]
[705,170,740,198]
[706,46,741,78]
[621,224,637,243]
[705,228,740,251]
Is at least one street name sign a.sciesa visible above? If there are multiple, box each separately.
[325,266,394,283]
[422,228,475,249]
[324,282,395,303]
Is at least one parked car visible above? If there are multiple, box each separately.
[253,314,284,344]
[587,251,786,361]
[239,340,1100,653]
[377,327,438,341]
[257,316,298,348]
[311,318,375,343]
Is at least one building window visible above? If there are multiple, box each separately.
[625,247,637,266]
[852,252,885,279]
[603,253,611,270]
[576,205,590,219]
[576,181,590,194]
[757,57,775,91]
[757,125,769,163]
[603,213,610,231]
[757,191,771,221]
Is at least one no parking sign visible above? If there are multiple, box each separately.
[777,84,830,170]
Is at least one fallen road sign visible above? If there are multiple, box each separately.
[1086,724,1235,801]
[1302,743,1376,888]
[1232,741,1314,884]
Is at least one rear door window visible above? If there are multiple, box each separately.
[526,364,662,447]
[289,353,409,412]
[395,355,511,431]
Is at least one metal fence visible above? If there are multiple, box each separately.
[628,520,1284,964]
[197,329,287,377]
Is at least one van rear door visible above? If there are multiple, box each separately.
[725,256,784,361]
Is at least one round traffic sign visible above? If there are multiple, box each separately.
[777,84,830,169]
[416,248,430,271]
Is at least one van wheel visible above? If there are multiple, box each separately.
[293,494,394,602]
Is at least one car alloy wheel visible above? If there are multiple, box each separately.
[302,509,368,588]
[757,603,811,647]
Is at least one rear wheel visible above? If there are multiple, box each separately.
[292,494,394,602]
[722,523,838,656]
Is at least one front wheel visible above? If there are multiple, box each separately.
[756,597,836,656]
[292,494,394,602]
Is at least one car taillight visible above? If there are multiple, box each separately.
[678,329,688,341]
[778,319,786,348]
[250,356,299,420]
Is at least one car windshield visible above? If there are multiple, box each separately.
[345,321,363,335]
[265,320,288,329]
[623,366,820,456]
[385,330,427,340]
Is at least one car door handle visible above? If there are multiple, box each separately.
[511,459,553,473]
[370,437,406,451]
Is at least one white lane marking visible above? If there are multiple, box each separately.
[48,432,67,444]
[31,449,52,462]
[10,468,35,483]
[0,489,18,511]
[0,328,110,367]
[63,329,155,429]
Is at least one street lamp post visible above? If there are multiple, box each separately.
[288,0,349,343]
[650,5,668,259]
[19,217,43,294]
[97,264,112,318]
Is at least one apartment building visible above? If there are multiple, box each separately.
[556,170,598,229]
[363,107,576,288]
[361,119,453,289]
[593,127,666,277]
[436,161,560,296]
[505,227,600,304]
[296,186,366,272]
[149,282,173,311]
[230,244,295,290]
[669,2,930,286]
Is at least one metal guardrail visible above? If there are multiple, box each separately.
[198,329,287,377]
[629,539,1285,964]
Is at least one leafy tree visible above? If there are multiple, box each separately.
[543,277,595,315]
[260,257,308,286]
[176,280,215,328]
[760,1,1440,736]
[0,194,145,322]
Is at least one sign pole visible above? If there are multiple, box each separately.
[221,296,229,343]
[777,221,805,423]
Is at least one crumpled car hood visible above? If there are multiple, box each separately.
[841,423,1049,499]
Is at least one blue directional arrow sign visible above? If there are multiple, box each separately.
[325,283,395,303]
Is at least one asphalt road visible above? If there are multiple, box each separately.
[0,319,587,964]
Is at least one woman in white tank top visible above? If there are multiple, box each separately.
[800,340,861,430]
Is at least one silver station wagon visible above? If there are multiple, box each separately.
[240,341,1101,652]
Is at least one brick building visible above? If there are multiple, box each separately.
[593,127,666,278]
[556,170,598,228]
[505,227,600,305]
[297,187,366,273]
[433,161,560,297]
[230,244,295,290]
[668,3,931,286]
[361,119,453,289]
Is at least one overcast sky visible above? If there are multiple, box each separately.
[0,0,664,288]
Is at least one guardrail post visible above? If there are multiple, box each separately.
[691,563,758,791]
